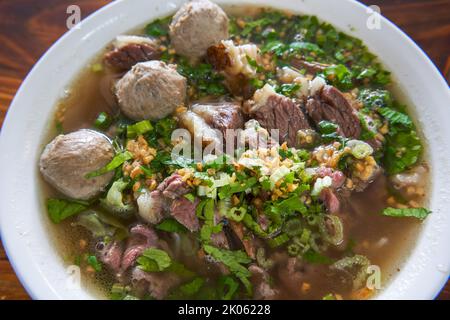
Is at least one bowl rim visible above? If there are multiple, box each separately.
[1,0,449,300]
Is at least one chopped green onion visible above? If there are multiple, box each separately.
[87,255,102,272]
[86,151,133,178]
[319,215,344,246]
[127,120,153,138]
[256,248,274,270]
[346,140,373,159]
[94,112,112,130]
[226,206,247,222]
[287,243,301,256]
[283,219,303,237]
[268,233,290,248]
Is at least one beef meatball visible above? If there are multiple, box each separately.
[115,61,187,121]
[169,0,229,61]
[39,129,115,200]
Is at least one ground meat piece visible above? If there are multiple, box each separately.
[39,129,114,200]
[131,267,181,300]
[170,197,200,232]
[157,174,191,199]
[115,61,186,121]
[191,102,244,136]
[249,265,279,300]
[169,0,229,61]
[247,86,311,146]
[306,85,361,138]
[104,36,160,71]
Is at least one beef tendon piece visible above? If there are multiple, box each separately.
[246,84,311,147]
[169,0,229,61]
[306,85,361,138]
[191,101,244,135]
[115,61,187,121]
[177,110,222,146]
[104,35,161,71]
[207,40,261,99]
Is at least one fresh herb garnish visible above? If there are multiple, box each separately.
[47,198,88,224]
[382,207,431,220]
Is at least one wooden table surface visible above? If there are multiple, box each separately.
[0,0,449,300]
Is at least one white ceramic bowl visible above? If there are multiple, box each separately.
[0,0,449,300]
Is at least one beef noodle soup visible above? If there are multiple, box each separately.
[39,1,431,300]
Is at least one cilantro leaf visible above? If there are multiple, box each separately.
[179,277,205,296]
[47,198,88,224]
[156,219,188,233]
[137,248,172,272]
[383,129,422,174]
[126,120,153,138]
[378,108,412,128]
[382,207,431,220]
[87,255,102,272]
[218,177,258,199]
[203,245,252,295]
[145,17,170,37]
[302,250,334,264]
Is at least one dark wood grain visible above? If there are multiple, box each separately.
[0,0,448,300]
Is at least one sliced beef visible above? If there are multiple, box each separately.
[170,197,200,232]
[104,43,160,71]
[121,224,159,272]
[316,167,346,189]
[206,42,231,71]
[249,265,279,300]
[228,221,257,259]
[248,92,311,147]
[290,58,329,74]
[314,167,346,213]
[157,174,190,199]
[224,73,256,99]
[306,85,361,138]
[191,102,244,136]
[131,267,181,300]
[138,174,193,225]
[319,188,341,214]
[95,240,123,275]
[137,190,168,224]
